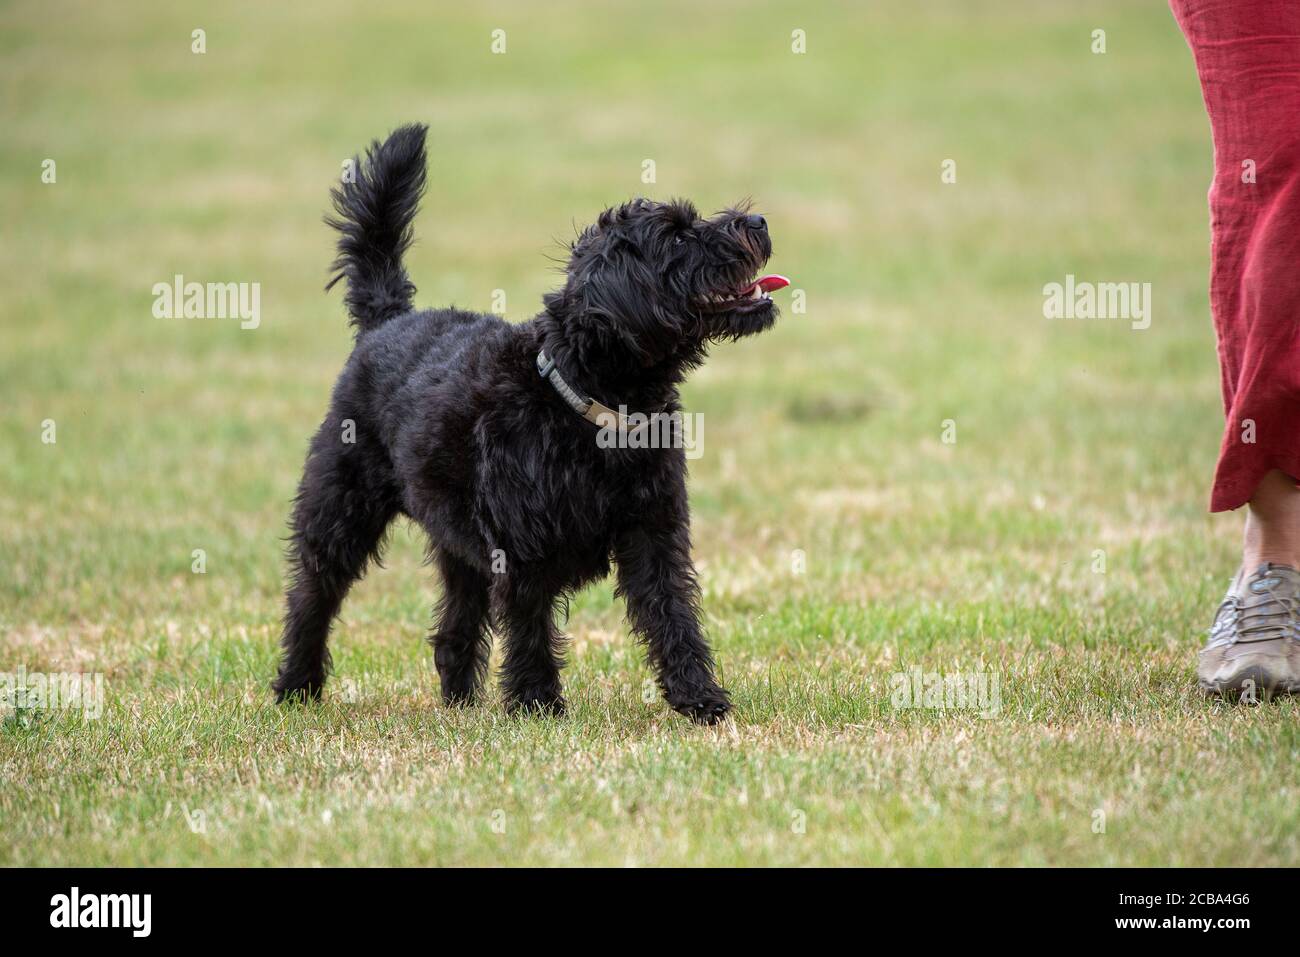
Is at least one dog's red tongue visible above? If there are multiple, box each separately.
[739,274,791,295]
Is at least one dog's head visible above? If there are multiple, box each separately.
[544,198,786,369]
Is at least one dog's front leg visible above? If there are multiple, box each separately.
[497,573,567,716]
[614,519,731,725]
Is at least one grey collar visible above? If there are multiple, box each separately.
[536,349,630,429]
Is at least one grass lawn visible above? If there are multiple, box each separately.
[2,0,1296,866]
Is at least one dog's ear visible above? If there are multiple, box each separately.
[564,250,688,367]
[662,198,698,230]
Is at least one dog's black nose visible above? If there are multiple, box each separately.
[744,213,767,231]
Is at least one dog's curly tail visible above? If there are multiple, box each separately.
[326,124,428,332]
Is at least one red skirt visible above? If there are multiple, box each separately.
[1171,0,1300,511]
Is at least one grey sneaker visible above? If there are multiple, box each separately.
[1198,563,1300,698]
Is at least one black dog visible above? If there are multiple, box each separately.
[272,124,786,723]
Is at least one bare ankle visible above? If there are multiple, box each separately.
[1242,552,1300,571]
[1242,469,1300,572]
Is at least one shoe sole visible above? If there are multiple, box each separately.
[1199,663,1299,699]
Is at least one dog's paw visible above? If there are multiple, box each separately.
[273,681,323,706]
[439,677,483,708]
[441,689,480,708]
[504,689,567,718]
[667,685,732,725]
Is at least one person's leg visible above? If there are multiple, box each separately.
[1242,470,1300,570]
[1200,468,1300,697]
[1171,0,1300,696]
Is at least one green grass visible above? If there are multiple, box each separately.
[2,0,1297,866]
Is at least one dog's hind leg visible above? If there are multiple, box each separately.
[497,575,567,716]
[273,430,397,703]
[429,551,493,705]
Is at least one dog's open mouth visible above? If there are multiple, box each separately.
[696,274,790,310]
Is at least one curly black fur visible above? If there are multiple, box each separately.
[272,124,782,723]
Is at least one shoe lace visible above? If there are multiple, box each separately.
[1234,573,1300,645]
